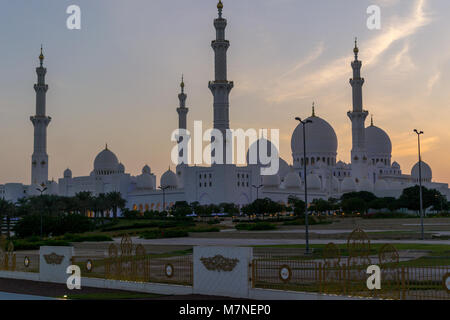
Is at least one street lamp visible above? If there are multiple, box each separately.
[158,185,170,212]
[252,184,263,201]
[36,183,47,238]
[414,129,425,240]
[295,116,313,254]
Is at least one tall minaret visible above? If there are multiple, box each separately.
[347,39,369,181]
[177,75,189,130]
[30,47,51,185]
[208,0,234,164]
[177,75,189,164]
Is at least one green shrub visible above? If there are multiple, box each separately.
[140,229,188,239]
[187,226,220,233]
[13,214,95,238]
[13,239,71,251]
[100,220,194,232]
[235,222,277,231]
[362,212,415,219]
[283,216,332,226]
[62,234,113,242]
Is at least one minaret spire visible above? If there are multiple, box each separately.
[30,46,51,185]
[347,39,369,182]
[177,75,189,130]
[354,37,359,60]
[209,0,234,164]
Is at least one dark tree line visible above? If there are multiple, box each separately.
[0,191,126,237]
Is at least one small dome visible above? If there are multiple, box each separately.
[118,163,125,173]
[392,161,400,169]
[307,174,321,190]
[374,179,388,191]
[161,168,178,188]
[142,165,151,175]
[94,146,120,174]
[341,177,357,193]
[358,178,373,192]
[284,172,302,189]
[291,116,338,156]
[247,138,279,166]
[63,168,72,178]
[336,161,346,169]
[365,125,392,156]
[263,174,280,187]
[411,161,432,181]
[278,158,290,178]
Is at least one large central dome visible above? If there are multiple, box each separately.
[94,146,120,175]
[291,115,338,157]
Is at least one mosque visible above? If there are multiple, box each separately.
[1,1,449,213]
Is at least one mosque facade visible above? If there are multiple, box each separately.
[1,1,449,213]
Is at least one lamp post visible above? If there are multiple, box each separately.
[252,184,263,201]
[36,183,47,238]
[158,185,170,213]
[295,116,313,254]
[414,129,424,240]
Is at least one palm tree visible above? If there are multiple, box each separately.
[75,192,93,217]
[0,199,16,238]
[106,192,126,219]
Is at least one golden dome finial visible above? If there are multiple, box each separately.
[180,74,185,88]
[371,115,374,126]
[353,37,359,58]
[217,0,223,10]
[312,102,316,117]
[39,45,44,63]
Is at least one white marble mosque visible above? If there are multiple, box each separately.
[1,1,449,214]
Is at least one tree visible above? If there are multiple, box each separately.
[341,197,367,214]
[287,196,305,216]
[106,192,126,219]
[171,201,192,217]
[341,191,377,203]
[75,192,93,216]
[310,199,332,214]
[399,186,443,213]
[0,199,16,238]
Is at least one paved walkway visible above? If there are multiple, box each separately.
[126,236,450,246]
[0,292,55,300]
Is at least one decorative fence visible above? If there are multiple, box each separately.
[72,235,193,286]
[252,228,450,300]
[0,238,40,273]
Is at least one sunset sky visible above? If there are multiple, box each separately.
[0,0,449,185]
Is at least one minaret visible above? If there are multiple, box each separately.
[30,47,51,185]
[176,75,189,164]
[347,39,369,181]
[208,0,234,164]
[177,75,189,130]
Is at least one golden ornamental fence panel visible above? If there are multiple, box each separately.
[252,228,450,300]
[72,235,193,286]
[0,240,16,271]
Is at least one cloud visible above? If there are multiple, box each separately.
[426,72,441,94]
[279,42,324,79]
[267,0,431,103]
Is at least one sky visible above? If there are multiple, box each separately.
[0,0,449,185]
